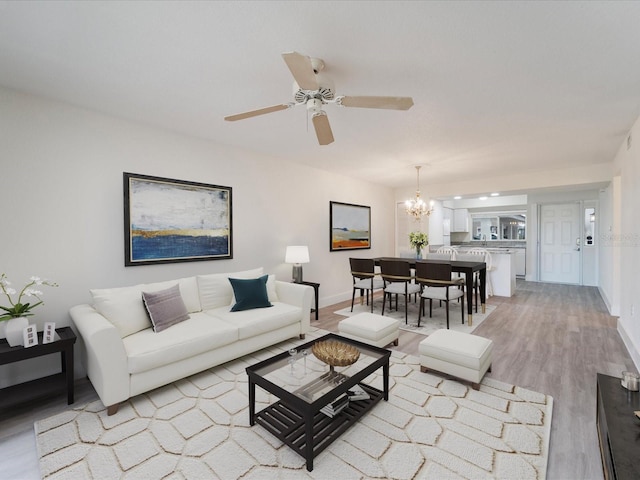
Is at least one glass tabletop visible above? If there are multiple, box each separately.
[248,334,388,404]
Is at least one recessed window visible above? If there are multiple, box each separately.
[472,212,526,241]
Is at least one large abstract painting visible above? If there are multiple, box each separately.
[330,201,371,251]
[124,173,233,266]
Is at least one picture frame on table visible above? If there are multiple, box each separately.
[23,324,38,348]
[43,322,56,344]
[329,201,371,251]
[124,172,233,266]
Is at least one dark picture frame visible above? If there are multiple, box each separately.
[124,172,233,266]
[330,201,371,251]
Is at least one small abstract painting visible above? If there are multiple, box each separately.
[330,201,371,251]
[124,173,232,266]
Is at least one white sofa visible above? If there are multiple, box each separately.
[70,268,312,415]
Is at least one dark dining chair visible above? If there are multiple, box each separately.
[379,259,420,324]
[415,261,465,329]
[349,258,384,312]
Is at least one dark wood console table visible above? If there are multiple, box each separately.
[596,373,640,480]
[295,280,320,320]
[0,326,76,414]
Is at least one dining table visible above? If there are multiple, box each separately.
[373,257,487,325]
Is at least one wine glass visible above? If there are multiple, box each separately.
[288,348,297,374]
[301,349,308,373]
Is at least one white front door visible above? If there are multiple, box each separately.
[539,203,581,284]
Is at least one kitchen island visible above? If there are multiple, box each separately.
[455,247,516,297]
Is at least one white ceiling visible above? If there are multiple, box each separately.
[1,1,640,190]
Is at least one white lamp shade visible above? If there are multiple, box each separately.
[285,246,310,264]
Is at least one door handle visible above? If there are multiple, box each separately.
[575,237,581,251]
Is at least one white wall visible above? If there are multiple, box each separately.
[614,116,640,371]
[0,87,395,386]
[401,163,613,201]
[598,179,618,314]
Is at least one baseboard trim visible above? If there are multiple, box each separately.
[617,320,640,372]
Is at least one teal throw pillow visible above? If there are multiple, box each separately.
[229,275,272,312]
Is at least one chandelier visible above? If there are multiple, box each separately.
[405,165,434,219]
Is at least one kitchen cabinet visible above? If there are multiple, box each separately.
[452,208,469,232]
[515,248,526,276]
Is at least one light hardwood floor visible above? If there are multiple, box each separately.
[1,280,636,479]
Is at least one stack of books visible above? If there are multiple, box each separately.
[347,384,370,401]
[320,393,349,418]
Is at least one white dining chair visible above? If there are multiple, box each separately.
[467,248,494,296]
[436,246,457,259]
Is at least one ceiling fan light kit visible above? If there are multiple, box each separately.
[224,51,414,145]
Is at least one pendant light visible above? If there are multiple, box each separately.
[405,165,434,219]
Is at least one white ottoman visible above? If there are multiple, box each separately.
[338,312,400,348]
[419,329,493,389]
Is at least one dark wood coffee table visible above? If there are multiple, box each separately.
[246,333,390,471]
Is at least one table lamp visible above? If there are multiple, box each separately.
[285,246,309,283]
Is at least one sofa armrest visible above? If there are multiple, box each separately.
[275,281,313,333]
[69,304,130,408]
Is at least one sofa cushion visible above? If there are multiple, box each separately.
[123,312,239,374]
[197,268,264,310]
[208,302,301,340]
[90,277,200,338]
[229,275,272,312]
[142,284,190,332]
[90,284,151,338]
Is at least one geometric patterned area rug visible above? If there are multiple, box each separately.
[35,328,552,479]
[334,301,496,337]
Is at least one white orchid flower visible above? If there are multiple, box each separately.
[0,273,58,321]
[24,289,43,297]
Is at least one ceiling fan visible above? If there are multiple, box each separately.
[224,51,414,146]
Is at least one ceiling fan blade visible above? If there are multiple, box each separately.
[282,51,319,91]
[312,112,334,145]
[339,96,414,110]
[224,104,290,121]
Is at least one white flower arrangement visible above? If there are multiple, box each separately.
[408,231,429,250]
[0,273,58,321]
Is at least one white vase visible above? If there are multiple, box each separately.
[3,317,29,347]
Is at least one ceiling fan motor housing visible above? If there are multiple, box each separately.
[292,70,335,104]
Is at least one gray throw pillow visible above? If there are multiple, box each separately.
[142,284,190,333]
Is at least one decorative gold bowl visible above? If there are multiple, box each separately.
[312,340,360,367]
